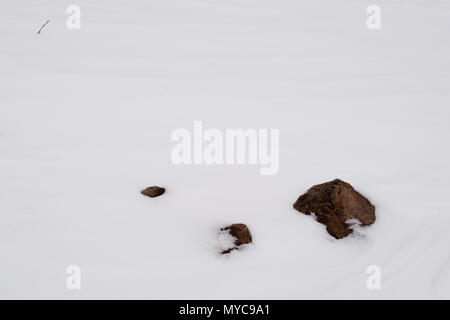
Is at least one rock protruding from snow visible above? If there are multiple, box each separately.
[141,186,165,198]
[293,179,375,239]
[220,223,252,254]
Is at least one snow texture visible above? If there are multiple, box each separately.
[1,0,450,299]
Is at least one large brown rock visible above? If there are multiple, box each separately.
[220,223,252,254]
[293,179,375,239]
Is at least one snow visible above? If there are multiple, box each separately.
[1,0,450,299]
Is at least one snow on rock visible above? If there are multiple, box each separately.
[293,179,375,239]
[219,224,253,254]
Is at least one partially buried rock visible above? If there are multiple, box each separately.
[141,186,165,198]
[293,179,375,239]
[220,223,252,254]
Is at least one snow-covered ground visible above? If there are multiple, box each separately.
[1,0,450,299]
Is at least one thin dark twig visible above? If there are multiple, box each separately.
[37,20,50,35]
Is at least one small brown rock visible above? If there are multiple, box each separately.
[293,179,375,239]
[220,223,252,254]
[141,186,165,198]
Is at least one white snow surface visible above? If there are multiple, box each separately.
[1,0,450,299]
